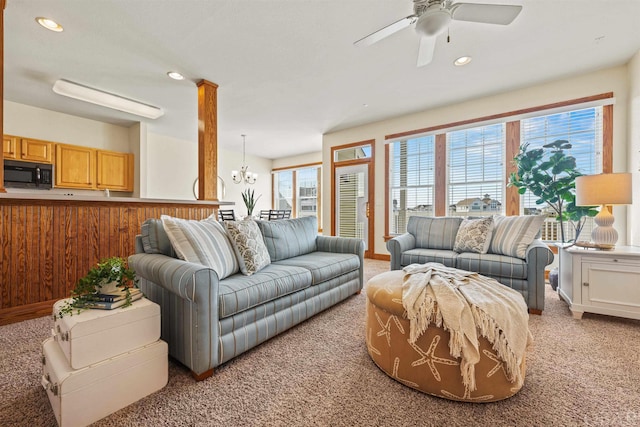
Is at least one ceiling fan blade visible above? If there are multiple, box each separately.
[417,36,436,67]
[451,3,522,25]
[354,15,416,47]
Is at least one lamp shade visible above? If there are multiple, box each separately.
[575,173,632,206]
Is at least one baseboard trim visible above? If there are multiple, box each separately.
[370,254,390,261]
[0,299,56,326]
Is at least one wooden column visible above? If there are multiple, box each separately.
[196,79,218,201]
[505,121,520,216]
[0,0,6,193]
[434,134,447,216]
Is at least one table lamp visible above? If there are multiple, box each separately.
[575,172,632,247]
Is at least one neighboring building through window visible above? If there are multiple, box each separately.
[272,164,322,227]
[388,136,435,234]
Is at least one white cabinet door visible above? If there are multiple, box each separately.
[582,261,640,314]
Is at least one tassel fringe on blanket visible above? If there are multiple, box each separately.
[402,263,532,393]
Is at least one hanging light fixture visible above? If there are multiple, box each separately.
[231,134,257,185]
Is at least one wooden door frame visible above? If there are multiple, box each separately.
[330,140,375,258]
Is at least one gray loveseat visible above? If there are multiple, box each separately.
[129,216,364,380]
[387,216,553,313]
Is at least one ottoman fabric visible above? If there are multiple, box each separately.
[365,270,526,402]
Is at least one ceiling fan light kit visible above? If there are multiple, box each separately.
[52,79,164,119]
[355,0,522,67]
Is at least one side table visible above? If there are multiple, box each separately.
[558,245,640,320]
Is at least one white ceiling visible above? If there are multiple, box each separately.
[5,0,640,159]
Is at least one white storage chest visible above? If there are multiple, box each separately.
[52,297,160,369]
[41,337,168,427]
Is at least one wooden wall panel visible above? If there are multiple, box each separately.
[0,199,218,325]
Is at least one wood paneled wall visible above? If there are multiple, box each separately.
[0,199,218,325]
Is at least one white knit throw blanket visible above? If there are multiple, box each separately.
[402,262,532,392]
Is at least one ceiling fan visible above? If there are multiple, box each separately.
[354,0,523,67]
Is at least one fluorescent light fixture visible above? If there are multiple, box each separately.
[454,56,472,66]
[36,17,63,32]
[167,71,185,80]
[52,79,164,119]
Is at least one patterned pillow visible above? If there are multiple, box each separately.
[160,215,239,279]
[453,216,494,254]
[224,219,271,276]
[490,215,546,259]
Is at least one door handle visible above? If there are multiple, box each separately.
[366,202,370,218]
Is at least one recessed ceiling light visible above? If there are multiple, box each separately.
[454,56,472,66]
[167,71,185,80]
[36,17,63,32]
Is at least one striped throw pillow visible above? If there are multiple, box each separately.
[160,215,240,279]
[490,215,546,259]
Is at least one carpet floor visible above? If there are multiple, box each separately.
[1,259,639,427]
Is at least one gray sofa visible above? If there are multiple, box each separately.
[387,216,553,313]
[129,216,364,380]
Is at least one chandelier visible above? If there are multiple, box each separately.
[231,134,257,185]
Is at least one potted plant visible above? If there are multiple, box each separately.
[241,188,261,217]
[57,257,138,317]
[509,139,598,244]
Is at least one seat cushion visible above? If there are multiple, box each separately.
[218,264,312,318]
[256,217,318,261]
[401,249,458,268]
[456,252,527,280]
[407,216,463,250]
[274,251,360,285]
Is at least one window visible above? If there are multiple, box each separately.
[272,165,322,226]
[296,167,319,218]
[388,136,435,234]
[520,106,603,241]
[273,170,293,210]
[447,124,505,217]
[384,94,612,241]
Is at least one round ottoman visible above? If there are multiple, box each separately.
[365,270,526,402]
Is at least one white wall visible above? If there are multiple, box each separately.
[323,65,632,256]
[145,132,273,214]
[271,151,322,169]
[628,50,640,246]
[4,101,130,151]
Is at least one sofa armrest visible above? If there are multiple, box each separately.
[525,239,555,312]
[316,235,365,287]
[128,253,221,375]
[386,233,416,270]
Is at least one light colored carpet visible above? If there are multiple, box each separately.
[1,259,640,426]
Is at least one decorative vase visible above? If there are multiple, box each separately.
[98,279,122,295]
[548,267,559,291]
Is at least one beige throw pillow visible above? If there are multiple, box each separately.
[490,215,546,259]
[160,215,239,279]
[224,219,271,276]
[453,216,494,254]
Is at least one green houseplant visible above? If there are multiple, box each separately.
[58,257,138,317]
[241,188,261,217]
[508,139,598,244]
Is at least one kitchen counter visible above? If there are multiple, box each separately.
[0,192,234,206]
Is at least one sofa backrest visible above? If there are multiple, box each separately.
[140,218,176,257]
[256,216,318,261]
[407,216,463,250]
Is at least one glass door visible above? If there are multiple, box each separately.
[335,163,370,252]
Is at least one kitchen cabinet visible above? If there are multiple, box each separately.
[3,135,53,163]
[55,144,97,189]
[558,245,640,320]
[97,150,134,192]
[55,144,133,191]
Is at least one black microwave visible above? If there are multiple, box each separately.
[4,159,53,189]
